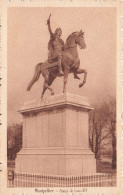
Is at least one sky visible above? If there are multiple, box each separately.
[7,7,116,125]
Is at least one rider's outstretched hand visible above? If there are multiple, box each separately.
[47,14,51,25]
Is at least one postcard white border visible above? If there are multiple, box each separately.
[0,0,122,194]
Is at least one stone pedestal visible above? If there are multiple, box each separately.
[15,93,96,175]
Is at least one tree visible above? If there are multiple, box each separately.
[104,99,116,169]
[89,98,116,169]
[7,123,22,160]
[89,102,111,159]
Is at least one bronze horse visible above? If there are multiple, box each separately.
[27,30,87,97]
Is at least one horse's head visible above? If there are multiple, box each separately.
[66,30,86,50]
[75,30,86,49]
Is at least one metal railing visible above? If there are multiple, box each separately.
[8,171,116,188]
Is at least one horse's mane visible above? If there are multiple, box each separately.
[65,31,78,45]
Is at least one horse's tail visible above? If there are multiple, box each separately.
[27,63,43,91]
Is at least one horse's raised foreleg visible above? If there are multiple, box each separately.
[74,73,80,80]
[63,68,69,93]
[74,68,87,88]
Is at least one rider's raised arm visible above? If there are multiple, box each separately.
[47,20,55,39]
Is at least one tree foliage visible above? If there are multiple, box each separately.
[89,98,116,169]
[7,123,22,160]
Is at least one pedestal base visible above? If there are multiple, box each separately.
[15,148,96,175]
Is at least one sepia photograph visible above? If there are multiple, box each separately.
[7,7,117,188]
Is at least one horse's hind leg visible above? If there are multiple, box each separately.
[27,63,42,91]
[63,67,69,93]
[41,85,47,99]
[45,81,54,95]
[48,75,56,87]
[41,75,54,98]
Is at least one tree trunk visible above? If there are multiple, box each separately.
[112,134,116,169]
[95,135,98,158]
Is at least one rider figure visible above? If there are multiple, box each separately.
[47,14,80,79]
[47,14,64,76]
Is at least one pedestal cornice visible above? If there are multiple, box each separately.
[18,148,94,155]
[19,93,93,114]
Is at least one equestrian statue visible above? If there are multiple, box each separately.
[27,14,87,98]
